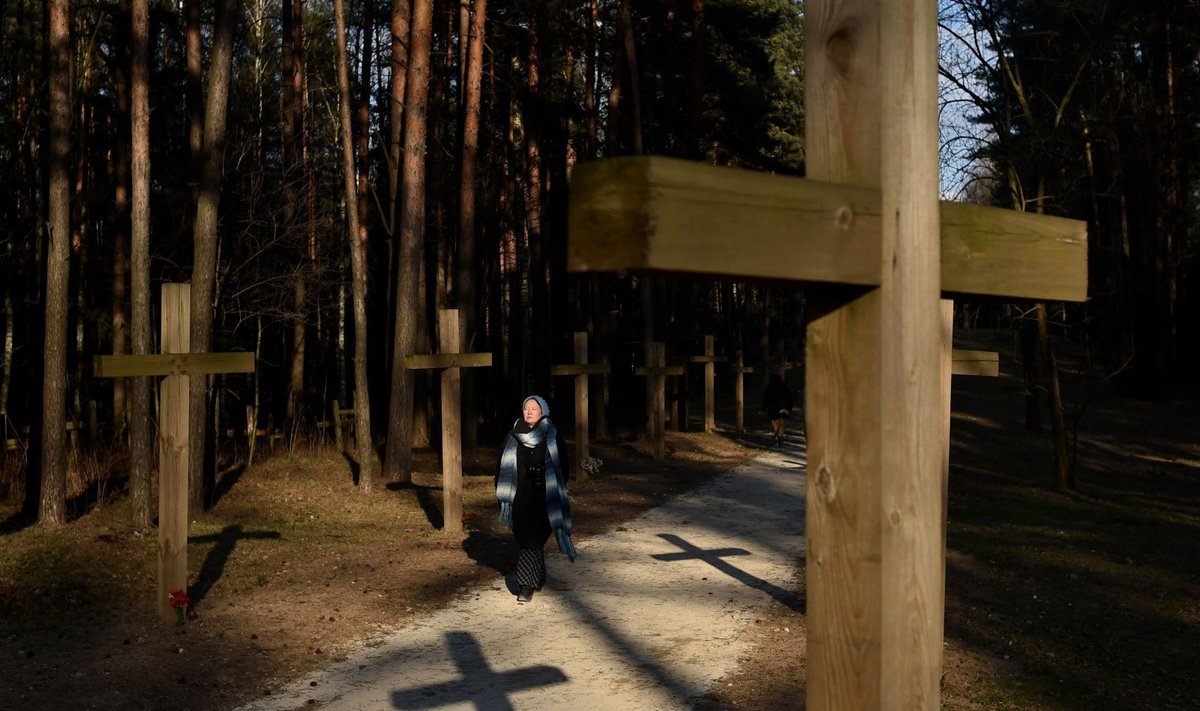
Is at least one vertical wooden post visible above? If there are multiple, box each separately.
[703,335,716,432]
[806,0,943,708]
[439,310,464,533]
[158,283,190,623]
[573,332,589,468]
[650,342,666,461]
[732,350,753,434]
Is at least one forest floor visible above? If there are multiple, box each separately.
[1,330,1198,710]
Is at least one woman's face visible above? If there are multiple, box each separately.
[522,399,543,425]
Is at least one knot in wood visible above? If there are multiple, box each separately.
[835,206,854,231]
[816,462,836,503]
[826,27,857,77]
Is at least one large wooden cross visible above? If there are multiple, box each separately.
[567,2,1087,706]
[549,331,610,478]
[404,309,492,533]
[94,283,255,623]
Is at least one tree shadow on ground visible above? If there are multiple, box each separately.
[387,481,443,529]
[461,529,515,575]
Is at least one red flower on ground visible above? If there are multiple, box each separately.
[168,588,191,609]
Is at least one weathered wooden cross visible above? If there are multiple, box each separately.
[94,283,255,623]
[404,309,491,533]
[687,335,727,432]
[567,1,1086,706]
[549,331,611,478]
[634,342,683,462]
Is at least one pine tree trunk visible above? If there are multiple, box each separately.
[40,0,72,525]
[456,0,487,451]
[333,0,379,490]
[129,0,153,530]
[188,0,239,511]
[384,0,433,484]
[282,0,307,424]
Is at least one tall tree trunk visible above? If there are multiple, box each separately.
[188,0,238,511]
[686,0,705,159]
[456,0,486,451]
[282,0,307,424]
[40,0,72,525]
[384,0,432,484]
[111,0,132,439]
[385,0,411,359]
[1,239,14,419]
[129,0,153,529]
[523,10,548,392]
[1036,303,1072,491]
[185,0,202,183]
[616,0,643,155]
[333,0,380,490]
[583,0,597,160]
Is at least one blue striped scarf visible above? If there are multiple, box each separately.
[496,415,577,562]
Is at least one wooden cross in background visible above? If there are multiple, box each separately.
[550,331,610,478]
[730,350,754,433]
[94,283,255,624]
[687,335,727,432]
[568,2,1086,706]
[634,342,683,462]
[405,309,491,533]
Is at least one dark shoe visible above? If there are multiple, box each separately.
[517,585,533,603]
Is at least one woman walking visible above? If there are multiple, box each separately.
[761,372,794,447]
[495,395,577,603]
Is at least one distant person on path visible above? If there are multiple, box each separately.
[495,395,577,604]
[761,373,794,447]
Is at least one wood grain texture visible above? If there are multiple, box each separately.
[877,0,944,704]
[439,310,463,533]
[158,284,190,624]
[568,156,1087,302]
[404,353,492,370]
[94,352,254,377]
[950,349,1000,377]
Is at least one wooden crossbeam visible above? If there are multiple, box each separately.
[569,156,1087,302]
[951,349,1000,377]
[549,363,611,376]
[404,353,492,370]
[634,366,684,376]
[94,352,254,378]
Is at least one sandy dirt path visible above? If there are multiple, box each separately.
[237,439,807,711]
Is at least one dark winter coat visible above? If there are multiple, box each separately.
[498,420,569,549]
[761,374,794,419]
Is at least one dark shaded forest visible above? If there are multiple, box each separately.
[0,0,1196,526]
